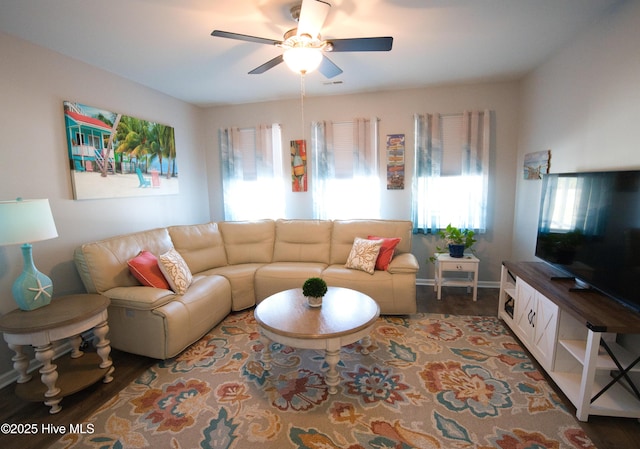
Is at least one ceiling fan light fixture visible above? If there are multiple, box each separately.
[283,46,323,75]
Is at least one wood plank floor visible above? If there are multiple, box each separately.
[0,286,637,448]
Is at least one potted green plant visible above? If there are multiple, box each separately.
[431,223,476,260]
[302,277,328,308]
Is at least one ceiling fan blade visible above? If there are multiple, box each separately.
[248,55,284,74]
[318,55,343,79]
[328,37,393,52]
[211,30,281,46]
[297,0,331,38]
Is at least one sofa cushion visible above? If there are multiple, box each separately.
[218,220,275,265]
[273,219,332,264]
[160,275,232,357]
[322,265,417,315]
[168,222,228,273]
[368,235,402,271]
[127,250,171,289]
[204,263,266,311]
[255,262,327,302]
[345,237,383,274]
[158,248,193,294]
[330,220,413,265]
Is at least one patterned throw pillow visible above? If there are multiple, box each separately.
[127,250,171,290]
[158,248,193,295]
[368,235,402,271]
[345,237,383,274]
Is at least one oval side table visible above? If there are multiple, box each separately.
[0,294,114,414]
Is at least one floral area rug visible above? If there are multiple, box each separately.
[54,311,595,449]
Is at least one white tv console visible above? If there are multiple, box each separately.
[499,261,640,421]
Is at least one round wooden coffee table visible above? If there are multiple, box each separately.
[254,286,380,394]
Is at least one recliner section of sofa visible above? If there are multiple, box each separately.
[74,219,419,359]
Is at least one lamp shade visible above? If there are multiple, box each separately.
[0,198,58,246]
[283,47,323,75]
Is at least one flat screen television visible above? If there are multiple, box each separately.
[535,169,640,312]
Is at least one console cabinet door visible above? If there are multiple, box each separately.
[531,292,559,371]
[513,278,559,371]
[514,278,536,345]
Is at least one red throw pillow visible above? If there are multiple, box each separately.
[368,236,401,271]
[127,250,171,289]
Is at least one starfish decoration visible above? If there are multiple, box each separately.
[28,278,53,301]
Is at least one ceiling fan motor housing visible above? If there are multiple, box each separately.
[283,28,324,50]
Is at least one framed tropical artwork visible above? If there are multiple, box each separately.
[63,101,179,200]
[291,139,307,192]
[386,134,405,189]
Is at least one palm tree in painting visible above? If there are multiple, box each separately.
[115,116,151,171]
[147,125,164,176]
[159,124,176,179]
[146,123,175,177]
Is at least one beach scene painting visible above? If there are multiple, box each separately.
[523,149,550,180]
[64,101,179,200]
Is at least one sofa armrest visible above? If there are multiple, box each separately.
[387,253,419,274]
[103,286,175,311]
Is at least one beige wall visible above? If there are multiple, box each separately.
[0,32,210,378]
[203,82,521,284]
[514,0,640,260]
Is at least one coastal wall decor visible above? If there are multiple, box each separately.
[386,134,405,189]
[523,150,551,180]
[291,139,307,192]
[63,101,179,200]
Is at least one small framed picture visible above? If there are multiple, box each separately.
[523,150,550,180]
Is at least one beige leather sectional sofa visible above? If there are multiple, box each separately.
[74,219,419,359]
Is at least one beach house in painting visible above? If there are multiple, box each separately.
[64,102,115,174]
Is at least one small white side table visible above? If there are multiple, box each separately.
[434,253,480,301]
[0,294,114,414]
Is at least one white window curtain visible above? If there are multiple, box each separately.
[411,110,490,233]
[219,124,284,221]
[311,118,380,219]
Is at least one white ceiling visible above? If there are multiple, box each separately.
[0,0,621,107]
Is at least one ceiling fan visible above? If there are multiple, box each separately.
[211,0,393,78]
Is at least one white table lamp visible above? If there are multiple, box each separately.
[0,198,59,310]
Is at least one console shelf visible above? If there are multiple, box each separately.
[500,261,640,421]
[559,339,640,373]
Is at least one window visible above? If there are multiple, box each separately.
[411,111,490,233]
[219,124,284,221]
[311,118,380,219]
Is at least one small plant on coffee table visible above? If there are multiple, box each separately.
[302,277,328,307]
